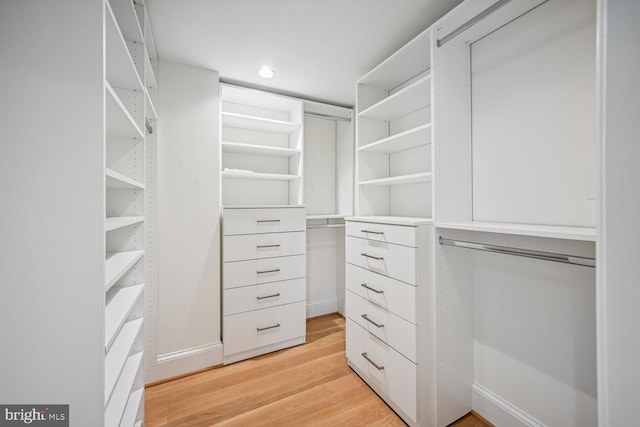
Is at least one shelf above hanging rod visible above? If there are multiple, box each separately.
[438,236,595,268]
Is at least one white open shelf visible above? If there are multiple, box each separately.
[222,171,300,181]
[222,141,300,157]
[106,82,144,139]
[105,284,144,350]
[120,387,144,427]
[105,0,143,92]
[105,318,143,404]
[104,351,143,427]
[359,172,432,186]
[109,0,144,45]
[106,168,145,190]
[436,221,597,242]
[359,75,431,121]
[359,29,431,91]
[222,112,300,134]
[105,250,144,291]
[359,123,432,153]
[105,216,144,232]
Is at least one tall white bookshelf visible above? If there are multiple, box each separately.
[104,0,158,424]
[355,29,433,221]
[220,84,304,206]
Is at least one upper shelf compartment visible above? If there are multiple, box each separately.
[359,75,431,121]
[221,112,300,135]
[105,0,143,92]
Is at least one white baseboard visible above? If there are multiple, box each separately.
[472,383,547,427]
[306,298,338,318]
[156,341,223,381]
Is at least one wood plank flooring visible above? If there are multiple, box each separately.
[145,313,491,427]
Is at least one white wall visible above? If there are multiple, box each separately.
[597,0,640,425]
[154,60,222,381]
[0,1,105,424]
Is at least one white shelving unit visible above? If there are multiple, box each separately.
[356,29,433,220]
[104,0,158,424]
[220,84,304,207]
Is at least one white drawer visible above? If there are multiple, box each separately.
[223,207,305,236]
[346,220,416,247]
[223,254,305,289]
[223,278,306,315]
[346,291,416,362]
[346,236,416,285]
[223,231,305,262]
[346,319,416,423]
[223,302,306,356]
[346,263,416,323]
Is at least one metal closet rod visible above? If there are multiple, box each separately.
[304,111,352,122]
[438,237,595,268]
[436,0,513,47]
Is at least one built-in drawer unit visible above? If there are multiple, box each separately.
[346,236,416,285]
[222,206,306,364]
[346,290,416,362]
[347,319,417,424]
[346,263,417,324]
[345,217,432,427]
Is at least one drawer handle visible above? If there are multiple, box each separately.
[360,283,384,294]
[257,268,280,274]
[361,314,384,328]
[361,253,384,261]
[257,219,280,223]
[257,323,280,332]
[257,244,281,249]
[257,293,281,300]
[361,352,384,370]
[361,229,384,235]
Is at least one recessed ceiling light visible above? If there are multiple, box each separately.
[258,66,275,79]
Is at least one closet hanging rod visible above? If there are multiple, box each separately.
[306,224,346,229]
[304,111,352,122]
[436,0,512,47]
[438,237,595,268]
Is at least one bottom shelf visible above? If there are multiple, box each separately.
[436,221,596,241]
[120,387,144,427]
[105,352,143,426]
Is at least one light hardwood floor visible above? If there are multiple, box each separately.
[145,313,491,427]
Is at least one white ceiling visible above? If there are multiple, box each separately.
[146,0,462,107]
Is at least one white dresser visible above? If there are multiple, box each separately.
[345,217,434,426]
[222,206,307,364]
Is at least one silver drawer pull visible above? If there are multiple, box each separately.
[361,253,383,261]
[257,268,280,274]
[257,219,280,223]
[360,283,384,294]
[257,323,280,332]
[257,293,281,300]
[361,229,384,235]
[361,314,384,328]
[361,352,384,370]
[257,244,281,249]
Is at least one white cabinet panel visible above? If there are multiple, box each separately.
[223,255,306,289]
[346,236,416,285]
[223,207,305,235]
[346,220,417,247]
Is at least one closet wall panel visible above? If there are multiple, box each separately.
[156,60,222,380]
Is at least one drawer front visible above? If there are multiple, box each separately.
[346,263,417,323]
[346,291,416,362]
[223,255,305,289]
[223,302,306,356]
[223,231,305,262]
[346,236,416,285]
[223,207,306,236]
[223,278,306,315]
[346,319,416,422]
[346,221,416,247]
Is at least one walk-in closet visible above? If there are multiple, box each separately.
[1,0,638,426]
